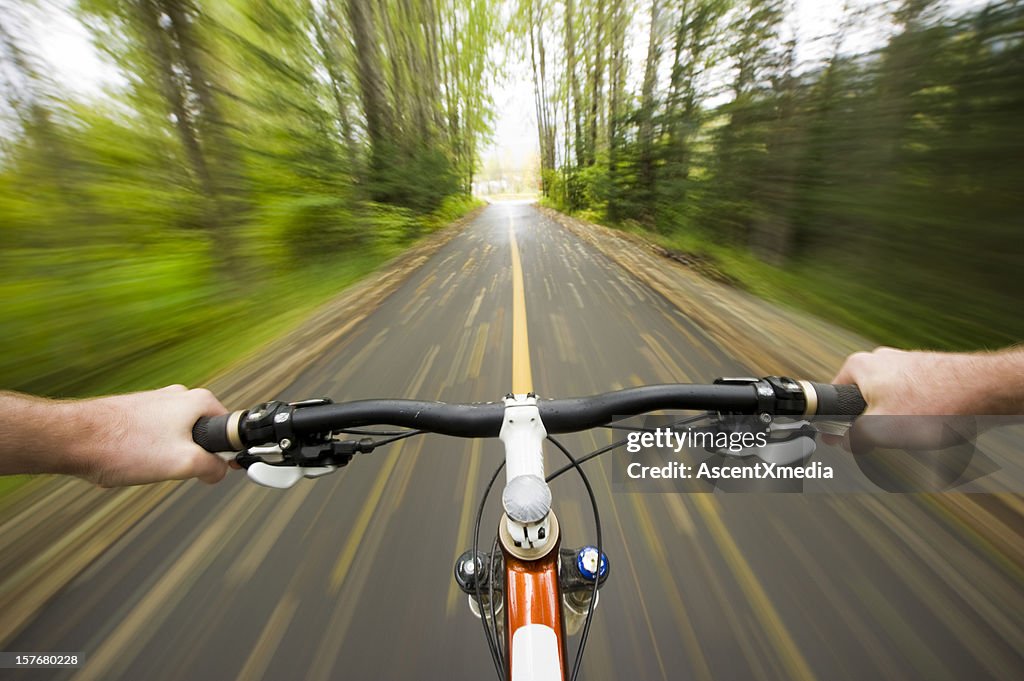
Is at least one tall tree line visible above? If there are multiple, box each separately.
[2,0,497,253]
[520,0,1023,349]
[0,0,498,394]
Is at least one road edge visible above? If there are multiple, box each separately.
[538,205,872,378]
[0,205,484,646]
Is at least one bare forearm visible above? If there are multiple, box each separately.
[833,346,1024,416]
[971,348,1024,414]
[974,348,1024,411]
[0,392,94,477]
[0,386,230,486]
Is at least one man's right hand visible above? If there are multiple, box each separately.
[831,346,1024,416]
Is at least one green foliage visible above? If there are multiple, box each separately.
[364,202,424,247]
[1,240,215,395]
[542,163,609,214]
[370,143,461,214]
[0,0,494,397]
[539,0,1024,351]
[431,194,487,227]
[573,163,611,211]
[249,193,362,263]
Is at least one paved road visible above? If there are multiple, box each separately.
[8,203,1023,680]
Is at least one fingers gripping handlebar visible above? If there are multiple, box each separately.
[192,377,866,454]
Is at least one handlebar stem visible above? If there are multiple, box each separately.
[499,394,553,552]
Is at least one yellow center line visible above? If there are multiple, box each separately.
[509,216,533,394]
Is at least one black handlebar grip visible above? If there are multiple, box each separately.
[192,413,237,453]
[808,382,867,417]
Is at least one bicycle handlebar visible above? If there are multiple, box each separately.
[192,413,237,454]
[192,378,866,454]
[807,382,867,418]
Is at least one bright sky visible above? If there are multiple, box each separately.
[25,1,121,95]
[23,0,988,173]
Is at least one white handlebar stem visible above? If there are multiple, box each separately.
[500,394,547,482]
[499,395,553,550]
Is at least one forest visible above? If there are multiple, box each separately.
[519,0,1022,350]
[1,0,1022,399]
[0,0,496,396]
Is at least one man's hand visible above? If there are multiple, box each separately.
[71,385,230,486]
[832,346,1024,416]
[827,346,1024,453]
[0,385,231,487]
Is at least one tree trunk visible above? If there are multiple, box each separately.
[607,0,627,220]
[162,0,234,195]
[527,2,554,192]
[586,0,605,166]
[313,0,357,163]
[346,0,391,153]
[637,0,662,215]
[136,0,212,203]
[565,0,585,168]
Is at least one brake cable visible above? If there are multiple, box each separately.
[545,435,601,681]
[473,459,507,679]
[335,428,422,437]
[545,413,710,481]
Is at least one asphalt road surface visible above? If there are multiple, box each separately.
[8,202,1023,681]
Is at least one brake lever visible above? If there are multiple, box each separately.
[704,417,819,466]
[810,419,852,438]
[247,461,338,489]
[235,437,377,489]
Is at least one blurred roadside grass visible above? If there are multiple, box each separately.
[552,202,1018,354]
[0,195,481,497]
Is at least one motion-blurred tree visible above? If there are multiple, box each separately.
[0,0,498,395]
[523,0,1024,349]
